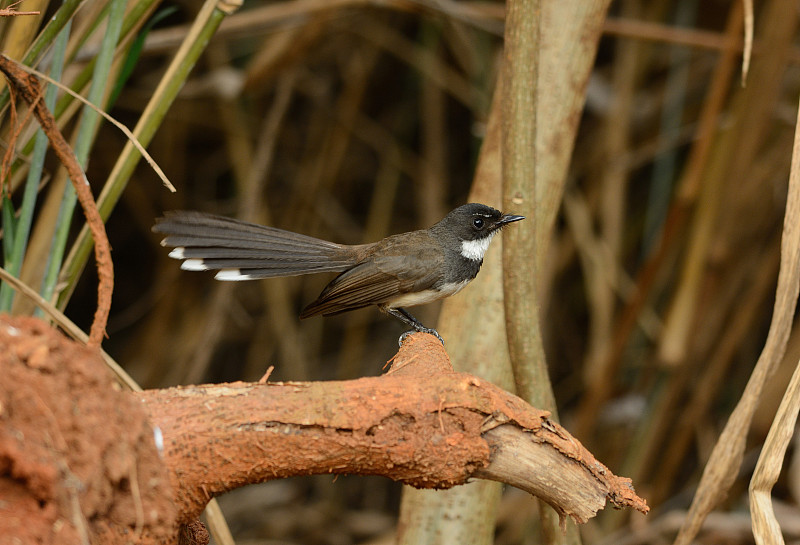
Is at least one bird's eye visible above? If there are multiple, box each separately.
[472,218,484,229]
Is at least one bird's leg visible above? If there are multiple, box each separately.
[380,306,445,346]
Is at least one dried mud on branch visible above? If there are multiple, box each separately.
[0,316,647,544]
[0,316,177,545]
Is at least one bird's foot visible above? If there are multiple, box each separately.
[398,327,444,347]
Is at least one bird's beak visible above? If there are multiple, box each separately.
[498,213,525,225]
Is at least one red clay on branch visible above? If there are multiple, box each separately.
[139,377,498,522]
[0,316,177,544]
[137,334,542,522]
[1,318,647,541]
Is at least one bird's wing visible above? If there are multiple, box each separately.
[300,238,444,317]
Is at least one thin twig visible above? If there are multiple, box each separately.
[0,9,40,15]
[1,80,42,194]
[0,0,39,16]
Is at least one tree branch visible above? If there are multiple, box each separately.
[138,333,648,525]
[0,316,647,544]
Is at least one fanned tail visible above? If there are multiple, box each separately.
[153,211,357,280]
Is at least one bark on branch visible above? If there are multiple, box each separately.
[139,333,648,525]
[0,316,647,544]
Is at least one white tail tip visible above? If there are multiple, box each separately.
[168,247,186,259]
[215,269,252,281]
[181,259,209,271]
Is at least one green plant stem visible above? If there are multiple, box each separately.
[40,0,128,305]
[56,0,231,310]
[1,197,14,264]
[12,0,160,163]
[0,19,71,312]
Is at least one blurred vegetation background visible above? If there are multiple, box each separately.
[2,0,800,543]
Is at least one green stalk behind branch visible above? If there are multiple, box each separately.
[56,1,233,310]
[0,18,71,312]
[14,0,161,164]
[40,0,128,305]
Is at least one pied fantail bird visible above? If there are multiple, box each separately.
[153,203,524,343]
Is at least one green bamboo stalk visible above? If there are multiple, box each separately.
[1,197,14,264]
[0,19,72,312]
[56,0,232,310]
[14,0,160,164]
[40,0,128,305]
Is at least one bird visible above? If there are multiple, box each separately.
[153,203,524,343]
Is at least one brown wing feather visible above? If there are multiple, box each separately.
[300,233,444,317]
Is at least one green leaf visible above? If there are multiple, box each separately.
[2,192,16,265]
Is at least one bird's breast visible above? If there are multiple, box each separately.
[385,278,471,308]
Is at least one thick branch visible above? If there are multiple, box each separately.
[1,316,647,544]
[138,334,648,524]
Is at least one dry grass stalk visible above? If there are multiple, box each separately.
[747,93,800,545]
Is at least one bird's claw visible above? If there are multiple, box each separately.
[398,328,445,347]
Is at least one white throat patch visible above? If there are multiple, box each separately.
[461,233,495,261]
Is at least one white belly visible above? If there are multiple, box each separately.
[385,279,470,308]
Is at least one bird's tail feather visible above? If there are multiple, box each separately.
[153,211,357,280]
